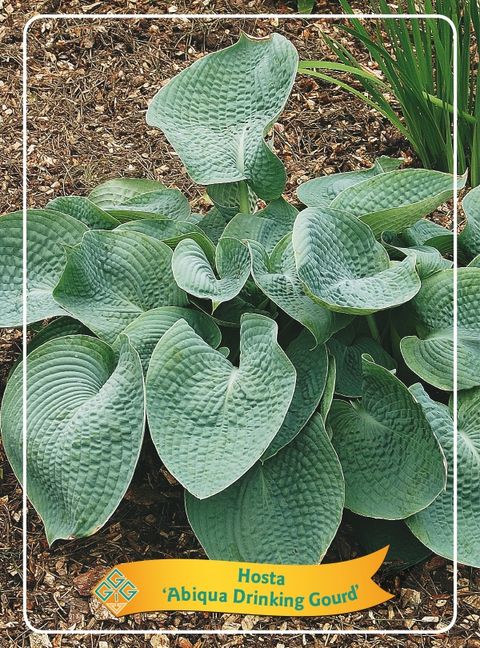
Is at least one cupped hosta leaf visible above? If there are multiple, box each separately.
[327,325,396,397]
[297,156,402,208]
[330,169,464,237]
[403,218,454,255]
[319,352,336,424]
[263,330,328,460]
[108,188,191,222]
[120,306,221,372]
[400,268,480,391]
[328,356,446,519]
[459,184,480,259]
[46,196,120,229]
[185,413,344,563]
[249,236,351,343]
[88,177,166,208]
[382,232,452,279]
[172,237,250,306]
[116,219,216,265]
[293,207,420,314]
[0,335,145,544]
[222,198,298,253]
[207,182,257,219]
[146,314,296,499]
[146,33,298,200]
[53,230,187,343]
[0,210,88,327]
[28,317,91,354]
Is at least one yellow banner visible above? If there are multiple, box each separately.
[92,546,393,617]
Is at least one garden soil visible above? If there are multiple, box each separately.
[0,2,478,647]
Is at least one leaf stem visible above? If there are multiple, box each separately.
[238,180,250,214]
[366,314,381,343]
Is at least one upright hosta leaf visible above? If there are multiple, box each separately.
[327,325,396,397]
[117,219,216,265]
[404,385,474,566]
[330,169,464,237]
[53,230,187,343]
[400,268,480,391]
[263,330,328,460]
[146,33,298,200]
[459,184,480,259]
[121,306,221,373]
[146,314,296,499]
[207,182,257,219]
[108,188,191,222]
[403,219,454,256]
[297,156,402,208]
[185,413,344,564]
[88,177,166,208]
[0,210,87,327]
[249,236,351,344]
[293,207,420,314]
[328,357,446,519]
[0,335,145,544]
[222,198,298,253]
[46,196,120,229]
[172,237,250,306]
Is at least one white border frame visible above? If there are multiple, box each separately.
[22,12,459,636]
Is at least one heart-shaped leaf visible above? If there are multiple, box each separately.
[116,219,216,265]
[146,33,298,200]
[0,335,145,544]
[146,314,296,499]
[249,235,351,343]
[172,237,250,306]
[297,156,402,208]
[327,324,396,397]
[53,230,187,343]
[46,196,120,229]
[330,169,464,236]
[328,356,446,519]
[185,413,344,564]
[459,184,480,259]
[293,207,421,314]
[121,306,221,372]
[405,384,480,568]
[88,177,166,208]
[0,210,88,328]
[400,268,480,391]
[262,330,328,460]
[222,198,298,253]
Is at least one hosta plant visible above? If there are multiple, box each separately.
[1,33,479,569]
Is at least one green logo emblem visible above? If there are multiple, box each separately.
[94,568,138,615]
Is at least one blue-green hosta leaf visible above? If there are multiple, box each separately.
[46,196,119,229]
[53,230,187,343]
[400,268,480,391]
[207,182,257,219]
[263,330,328,460]
[328,356,446,519]
[146,314,296,499]
[403,219,454,256]
[222,198,298,253]
[249,236,351,343]
[469,254,480,267]
[330,169,465,237]
[327,325,396,397]
[405,385,479,567]
[172,237,250,306]
[185,413,344,563]
[382,232,452,279]
[28,317,91,353]
[0,335,145,544]
[120,306,221,373]
[293,207,421,314]
[192,281,272,328]
[319,352,336,424]
[197,208,230,245]
[88,177,166,208]
[297,156,402,208]
[116,219,216,265]
[459,184,480,259]
[146,34,298,201]
[0,210,87,328]
[108,188,191,222]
